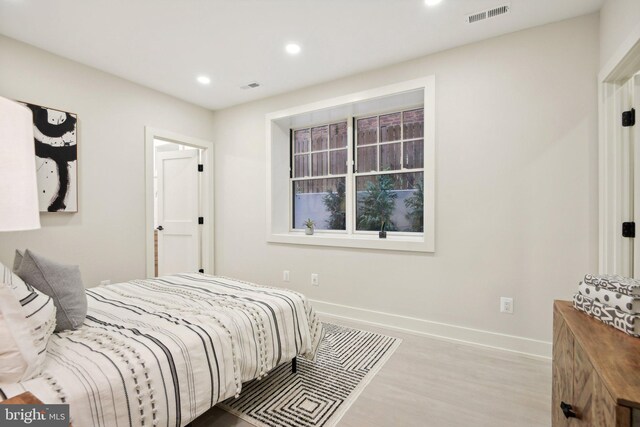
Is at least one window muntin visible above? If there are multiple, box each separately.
[291,108,424,234]
[292,121,348,230]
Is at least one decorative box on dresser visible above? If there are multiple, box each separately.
[553,300,640,426]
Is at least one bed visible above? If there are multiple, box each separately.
[0,273,324,427]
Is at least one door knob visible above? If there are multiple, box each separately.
[157,225,164,231]
[560,402,577,419]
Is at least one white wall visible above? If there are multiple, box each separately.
[211,14,600,355]
[0,13,601,356]
[0,35,216,286]
[600,0,640,70]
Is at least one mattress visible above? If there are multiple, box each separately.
[0,274,324,427]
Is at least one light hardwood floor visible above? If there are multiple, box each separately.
[193,316,551,427]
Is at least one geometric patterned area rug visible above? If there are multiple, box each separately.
[218,323,402,427]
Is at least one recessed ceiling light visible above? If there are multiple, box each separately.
[196,75,211,85]
[425,0,442,6]
[285,43,301,55]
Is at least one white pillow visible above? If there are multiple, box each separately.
[0,261,56,382]
[6,258,57,355]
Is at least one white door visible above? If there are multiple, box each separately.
[156,149,200,276]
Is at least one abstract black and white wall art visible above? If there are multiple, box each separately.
[20,102,78,212]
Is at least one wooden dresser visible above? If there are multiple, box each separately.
[553,300,640,426]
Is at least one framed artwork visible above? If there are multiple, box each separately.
[20,102,78,212]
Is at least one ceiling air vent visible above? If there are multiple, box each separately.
[240,82,260,90]
[466,4,510,24]
[467,11,487,23]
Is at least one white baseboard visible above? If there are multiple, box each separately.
[310,299,552,360]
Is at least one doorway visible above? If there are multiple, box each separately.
[599,32,640,277]
[145,127,214,278]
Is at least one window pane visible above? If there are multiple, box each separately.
[380,142,401,171]
[330,122,348,149]
[294,154,309,178]
[311,152,328,177]
[403,109,424,139]
[330,149,348,175]
[356,172,424,232]
[294,129,310,153]
[293,178,346,230]
[357,146,377,173]
[403,139,424,169]
[311,125,328,151]
[357,117,378,146]
[380,112,401,143]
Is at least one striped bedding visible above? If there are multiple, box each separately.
[0,274,324,427]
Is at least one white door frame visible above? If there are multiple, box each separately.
[599,23,640,274]
[145,127,215,277]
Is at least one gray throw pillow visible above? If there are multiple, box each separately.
[13,249,23,273]
[15,250,87,332]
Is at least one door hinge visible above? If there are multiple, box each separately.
[198,217,204,225]
[198,164,204,172]
[622,222,635,238]
[198,269,204,274]
[623,108,635,127]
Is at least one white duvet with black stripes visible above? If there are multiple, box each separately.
[0,274,324,427]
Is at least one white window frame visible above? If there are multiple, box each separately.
[266,76,435,252]
[352,107,425,236]
[291,121,349,232]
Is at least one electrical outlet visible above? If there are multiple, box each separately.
[100,280,111,286]
[283,270,290,282]
[311,273,319,286]
[500,297,514,314]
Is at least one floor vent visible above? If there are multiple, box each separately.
[466,4,510,24]
[240,82,260,90]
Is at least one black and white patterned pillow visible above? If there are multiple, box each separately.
[0,260,56,376]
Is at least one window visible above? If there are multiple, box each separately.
[355,109,424,233]
[267,77,435,252]
[292,122,348,230]
[291,109,424,234]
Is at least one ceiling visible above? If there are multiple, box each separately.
[0,0,604,110]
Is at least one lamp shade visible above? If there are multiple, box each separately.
[0,96,40,231]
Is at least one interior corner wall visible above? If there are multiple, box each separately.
[599,0,640,70]
[211,13,600,352]
[0,35,216,287]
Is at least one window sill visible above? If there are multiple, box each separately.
[267,232,433,253]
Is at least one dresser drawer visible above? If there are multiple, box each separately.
[573,341,626,426]
[554,340,630,426]
[552,314,573,427]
